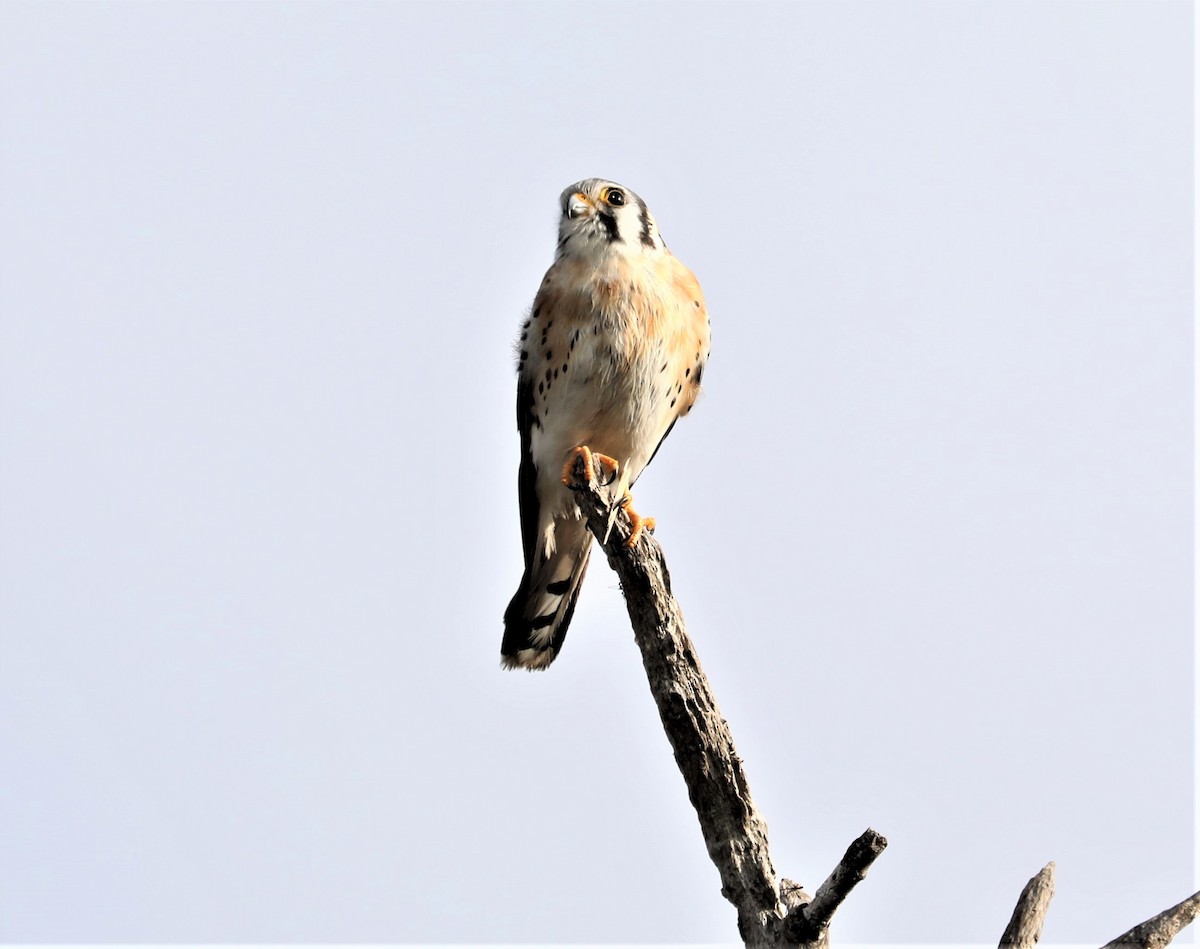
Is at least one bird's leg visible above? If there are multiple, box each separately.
[562,446,592,487]
[591,453,620,487]
[598,466,654,548]
[563,448,649,547]
[617,493,655,548]
[562,446,620,488]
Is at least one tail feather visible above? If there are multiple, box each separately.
[501,519,592,670]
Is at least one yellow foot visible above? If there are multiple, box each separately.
[619,493,656,548]
[562,446,620,487]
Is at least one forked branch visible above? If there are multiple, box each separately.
[565,450,1193,949]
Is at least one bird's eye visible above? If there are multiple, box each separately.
[606,189,625,207]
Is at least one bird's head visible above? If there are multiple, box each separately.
[556,178,666,258]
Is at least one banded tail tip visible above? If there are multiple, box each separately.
[501,647,557,671]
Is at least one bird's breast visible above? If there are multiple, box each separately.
[524,250,708,481]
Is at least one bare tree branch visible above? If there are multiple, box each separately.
[999,862,1055,949]
[804,829,889,929]
[782,828,888,945]
[1101,890,1200,949]
[566,456,886,947]
[564,453,1191,948]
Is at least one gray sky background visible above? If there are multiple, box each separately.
[0,1,1193,944]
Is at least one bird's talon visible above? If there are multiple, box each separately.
[562,446,620,488]
[562,446,593,486]
[592,452,620,487]
[619,494,655,547]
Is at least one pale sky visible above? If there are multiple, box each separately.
[0,1,1193,944]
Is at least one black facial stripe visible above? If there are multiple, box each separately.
[597,209,621,243]
[635,196,655,249]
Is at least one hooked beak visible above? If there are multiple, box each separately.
[567,192,593,219]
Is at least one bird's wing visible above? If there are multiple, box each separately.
[515,377,540,566]
[639,258,710,473]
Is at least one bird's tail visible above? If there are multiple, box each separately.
[501,518,592,670]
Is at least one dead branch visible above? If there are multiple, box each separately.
[566,455,885,948]
[782,828,889,945]
[999,862,1055,949]
[1101,889,1200,949]
[996,864,1199,949]
[566,451,1194,948]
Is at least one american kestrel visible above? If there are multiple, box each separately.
[501,178,711,670]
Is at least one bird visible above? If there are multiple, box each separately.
[501,178,711,670]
